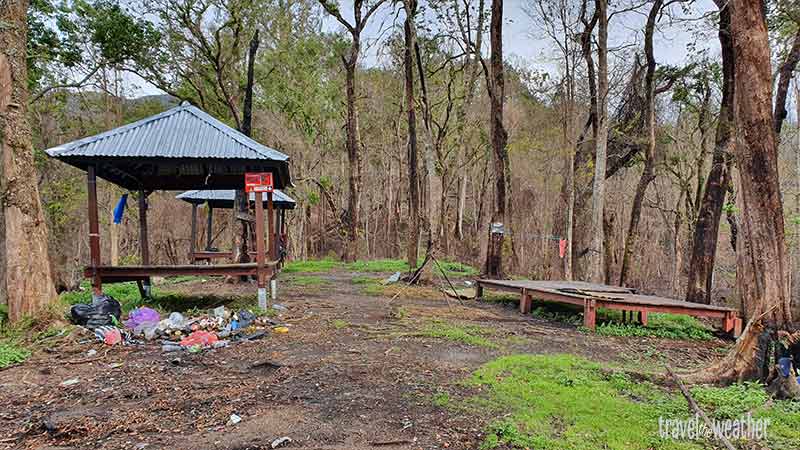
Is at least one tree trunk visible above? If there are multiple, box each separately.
[691,0,794,384]
[231,31,260,267]
[404,0,420,270]
[343,54,362,263]
[0,0,58,320]
[685,1,735,304]
[484,0,510,278]
[588,0,608,283]
[619,0,662,286]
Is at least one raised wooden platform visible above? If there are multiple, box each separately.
[476,279,742,337]
[84,262,277,283]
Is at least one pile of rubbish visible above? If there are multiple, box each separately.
[70,296,288,352]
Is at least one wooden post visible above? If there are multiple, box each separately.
[87,166,102,296]
[206,205,214,250]
[190,203,198,263]
[519,288,532,314]
[583,298,597,330]
[639,311,648,326]
[110,223,119,266]
[255,191,267,308]
[268,191,275,260]
[138,190,150,296]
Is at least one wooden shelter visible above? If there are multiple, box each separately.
[46,102,291,304]
[175,189,296,263]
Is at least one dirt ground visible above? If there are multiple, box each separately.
[0,270,730,450]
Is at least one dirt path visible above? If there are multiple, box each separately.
[0,270,729,450]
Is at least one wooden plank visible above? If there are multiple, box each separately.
[87,166,102,295]
[83,262,278,279]
[583,298,597,330]
[255,191,266,287]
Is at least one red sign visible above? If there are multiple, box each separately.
[245,172,274,193]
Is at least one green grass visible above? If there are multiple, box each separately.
[283,258,341,273]
[286,275,329,286]
[331,319,349,329]
[419,320,498,348]
[283,257,478,278]
[464,354,699,449]
[0,340,31,368]
[439,354,798,450]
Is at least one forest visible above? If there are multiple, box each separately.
[1,0,800,447]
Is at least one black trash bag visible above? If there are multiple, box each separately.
[69,295,122,329]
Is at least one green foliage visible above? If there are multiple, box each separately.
[0,341,31,369]
[589,317,715,341]
[419,320,497,348]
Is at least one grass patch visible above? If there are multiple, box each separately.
[331,319,349,329]
[465,354,697,449]
[445,354,798,450]
[419,320,498,348]
[0,340,31,368]
[346,259,409,273]
[286,275,329,287]
[283,258,341,273]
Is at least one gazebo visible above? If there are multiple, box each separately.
[46,102,291,306]
[175,189,296,264]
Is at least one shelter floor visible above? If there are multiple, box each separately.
[0,270,731,450]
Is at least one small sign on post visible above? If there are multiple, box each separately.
[245,172,274,193]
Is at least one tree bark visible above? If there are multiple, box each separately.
[588,0,608,283]
[343,53,362,262]
[685,0,735,304]
[691,0,794,384]
[0,0,58,320]
[773,28,800,137]
[483,0,510,278]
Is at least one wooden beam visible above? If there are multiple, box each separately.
[138,190,150,294]
[190,203,198,263]
[206,205,214,250]
[268,191,276,260]
[87,165,102,296]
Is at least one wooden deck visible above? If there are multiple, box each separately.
[476,279,742,337]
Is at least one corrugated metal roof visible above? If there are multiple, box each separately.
[176,189,296,209]
[45,102,289,162]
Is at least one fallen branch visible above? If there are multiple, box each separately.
[666,365,737,450]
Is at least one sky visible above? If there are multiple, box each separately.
[129,0,721,97]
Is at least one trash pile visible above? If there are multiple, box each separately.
[69,296,287,352]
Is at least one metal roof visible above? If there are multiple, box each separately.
[46,102,288,161]
[44,102,292,191]
[176,189,296,210]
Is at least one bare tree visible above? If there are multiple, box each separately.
[403,0,421,270]
[587,0,608,283]
[318,0,388,262]
[0,0,58,320]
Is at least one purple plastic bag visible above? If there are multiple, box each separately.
[124,306,160,330]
